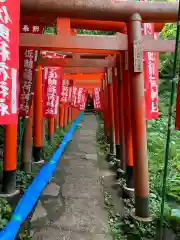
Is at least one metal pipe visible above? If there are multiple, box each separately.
[20,0,178,23]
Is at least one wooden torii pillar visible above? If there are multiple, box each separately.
[33,64,44,163]
[106,68,116,160]
[127,14,149,218]
[57,18,70,132]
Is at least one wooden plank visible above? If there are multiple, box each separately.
[74,83,101,88]
[143,39,175,52]
[20,33,176,53]
[64,74,104,80]
[40,58,115,67]
[64,67,105,74]
[20,33,126,53]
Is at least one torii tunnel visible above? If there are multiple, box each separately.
[0,0,179,237]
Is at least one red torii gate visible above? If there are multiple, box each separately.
[1,0,179,222]
[19,25,168,220]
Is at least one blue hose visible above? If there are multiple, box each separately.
[0,112,84,240]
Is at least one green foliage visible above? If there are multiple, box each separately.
[44,124,72,160]
[77,29,115,35]
[147,77,180,202]
[0,199,12,230]
[159,23,178,77]
[16,171,35,192]
[43,26,56,35]
[98,85,180,238]
[104,180,178,239]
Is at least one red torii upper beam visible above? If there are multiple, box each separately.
[20,0,178,23]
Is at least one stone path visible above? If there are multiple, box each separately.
[31,113,112,240]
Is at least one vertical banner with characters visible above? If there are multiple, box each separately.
[143,23,159,120]
[19,49,38,116]
[79,89,88,111]
[43,67,61,118]
[0,0,19,124]
[59,80,69,105]
[92,88,102,111]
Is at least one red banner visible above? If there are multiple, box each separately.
[20,24,44,34]
[79,89,88,111]
[43,67,61,118]
[59,80,69,105]
[70,86,88,110]
[71,86,78,108]
[143,23,159,120]
[92,88,102,111]
[19,49,38,116]
[152,32,159,119]
[0,0,19,124]
[77,87,84,107]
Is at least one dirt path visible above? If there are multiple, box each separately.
[31,113,112,240]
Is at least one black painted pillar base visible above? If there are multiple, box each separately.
[109,141,115,155]
[48,135,53,145]
[135,196,150,218]
[122,166,134,198]
[115,145,121,168]
[126,166,134,189]
[107,135,110,144]
[33,146,42,162]
[115,144,121,179]
[120,138,126,172]
[116,144,121,161]
[2,170,16,194]
[116,169,121,180]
